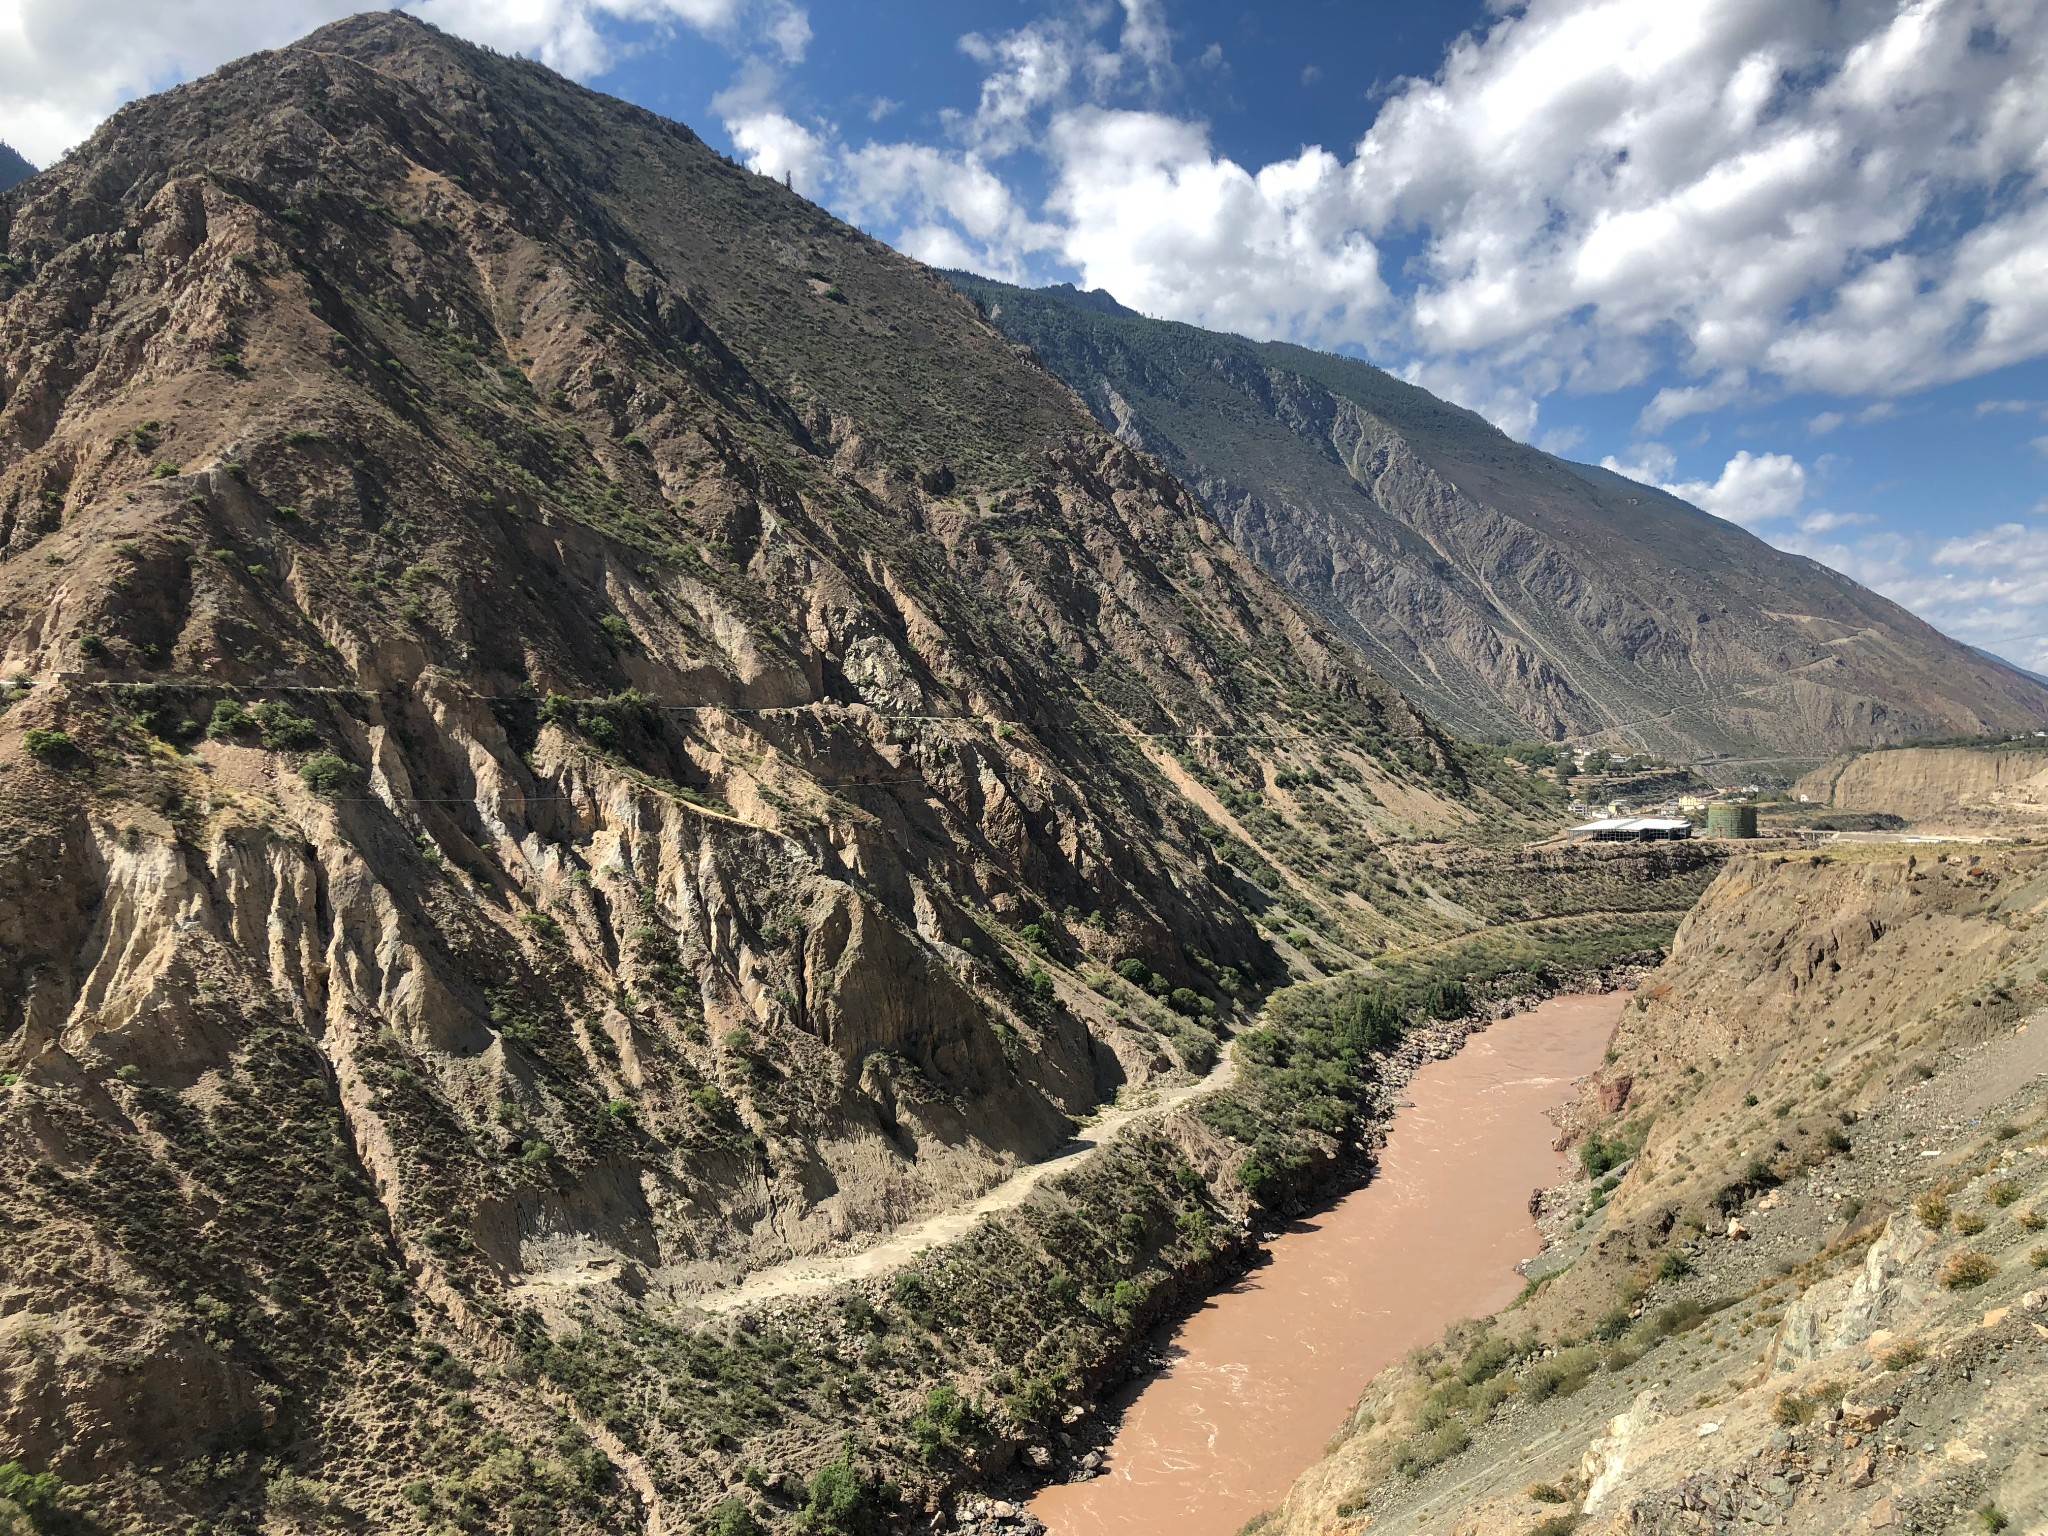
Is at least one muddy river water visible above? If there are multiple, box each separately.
[1030,991,1626,1536]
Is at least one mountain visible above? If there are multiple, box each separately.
[0,143,33,194]
[946,275,2048,765]
[0,16,1727,1532]
[1973,643,2048,688]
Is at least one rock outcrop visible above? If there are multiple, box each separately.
[1794,744,2048,827]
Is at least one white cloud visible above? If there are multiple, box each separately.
[0,0,359,163]
[1808,411,1846,436]
[1797,509,1873,535]
[1602,446,1809,529]
[1880,521,2048,671]
[0,0,798,164]
[778,0,2048,439]
[1045,109,1386,343]
[726,108,827,194]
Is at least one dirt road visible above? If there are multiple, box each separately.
[687,1056,1238,1313]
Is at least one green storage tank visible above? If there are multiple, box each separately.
[1707,803,1758,839]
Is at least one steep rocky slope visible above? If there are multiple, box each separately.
[1795,744,2048,829]
[1264,843,2048,1536]
[0,15,1714,1533]
[946,278,2048,763]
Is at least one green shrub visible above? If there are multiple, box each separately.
[1916,1193,1950,1230]
[1521,1347,1598,1403]
[796,1452,892,1535]
[1655,1250,1694,1282]
[1003,1373,1061,1429]
[298,754,355,794]
[0,1466,71,1531]
[705,1498,765,1536]
[1425,979,1472,1019]
[207,698,254,738]
[21,728,75,763]
[908,1384,979,1462]
[1986,1179,2022,1208]
[252,700,319,750]
[1392,1421,1469,1478]
[1581,1122,1646,1178]
[1457,1332,1518,1384]
[1172,1026,1218,1074]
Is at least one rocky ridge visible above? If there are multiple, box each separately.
[946,276,2048,764]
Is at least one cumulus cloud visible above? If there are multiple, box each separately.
[1352,0,2048,426]
[785,0,2048,440]
[1602,447,1810,529]
[1045,110,1386,341]
[0,0,800,164]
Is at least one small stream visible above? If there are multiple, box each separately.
[1029,992,1626,1536]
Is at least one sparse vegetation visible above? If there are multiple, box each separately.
[298,753,356,794]
[1939,1252,1996,1290]
[21,728,76,763]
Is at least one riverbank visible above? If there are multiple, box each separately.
[1026,993,1625,1536]
[504,950,1664,1536]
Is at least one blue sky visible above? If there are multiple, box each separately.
[6,0,2047,671]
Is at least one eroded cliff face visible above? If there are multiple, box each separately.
[1263,845,2048,1536]
[949,277,2048,761]
[1794,745,2048,828]
[0,15,1558,1530]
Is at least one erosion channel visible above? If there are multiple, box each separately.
[1031,992,1626,1536]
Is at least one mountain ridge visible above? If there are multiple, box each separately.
[0,16,1704,1532]
[946,272,2048,764]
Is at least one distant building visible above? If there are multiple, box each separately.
[1569,816,1695,842]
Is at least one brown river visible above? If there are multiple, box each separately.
[1030,991,1625,1536]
